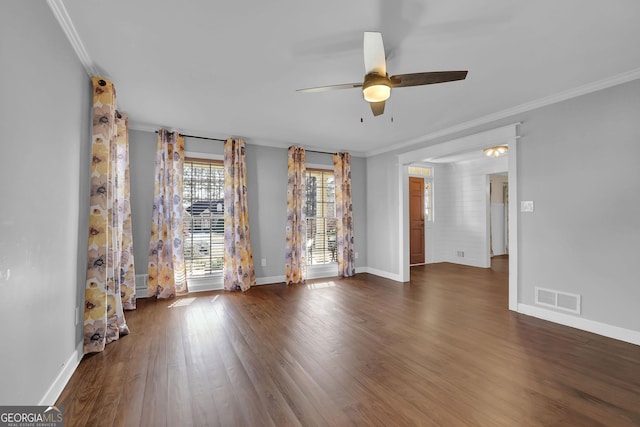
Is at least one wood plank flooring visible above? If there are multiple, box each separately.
[57,259,640,426]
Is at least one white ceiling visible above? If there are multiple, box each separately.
[56,0,640,156]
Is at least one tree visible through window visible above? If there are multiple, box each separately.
[183,158,225,277]
[305,169,336,265]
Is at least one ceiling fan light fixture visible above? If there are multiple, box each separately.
[362,73,391,102]
[483,145,509,157]
[363,84,391,102]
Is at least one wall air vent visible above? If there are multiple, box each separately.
[135,274,148,297]
[535,287,581,314]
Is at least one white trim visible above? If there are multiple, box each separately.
[397,124,519,308]
[359,266,403,282]
[256,275,286,285]
[507,138,518,311]
[518,304,640,347]
[39,342,83,405]
[135,274,148,299]
[399,164,410,281]
[124,68,640,160]
[368,68,640,157]
[46,0,97,77]
[397,124,519,165]
[484,174,492,268]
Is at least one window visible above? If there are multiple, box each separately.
[408,166,432,177]
[305,168,336,265]
[183,158,225,277]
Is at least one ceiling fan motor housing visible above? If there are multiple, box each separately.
[362,72,392,102]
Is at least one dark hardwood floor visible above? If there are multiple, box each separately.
[58,258,640,426]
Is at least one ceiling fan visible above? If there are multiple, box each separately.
[297,32,468,116]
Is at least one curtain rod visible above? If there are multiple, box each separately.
[154,131,336,154]
[305,149,337,155]
[155,130,225,142]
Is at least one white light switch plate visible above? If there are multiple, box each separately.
[521,201,534,212]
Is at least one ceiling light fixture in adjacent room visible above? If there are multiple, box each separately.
[483,145,508,157]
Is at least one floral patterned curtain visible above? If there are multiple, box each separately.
[147,129,187,298]
[285,146,306,284]
[334,152,355,277]
[223,138,256,291]
[84,77,136,354]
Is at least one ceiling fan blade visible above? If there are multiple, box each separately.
[296,82,363,93]
[370,101,385,116]
[390,70,468,88]
[363,32,386,75]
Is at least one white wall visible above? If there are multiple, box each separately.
[431,156,508,267]
[0,1,91,404]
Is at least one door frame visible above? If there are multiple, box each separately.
[408,176,426,265]
[397,124,519,311]
[487,172,509,265]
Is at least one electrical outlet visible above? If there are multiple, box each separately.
[521,201,534,212]
[75,307,79,326]
[261,258,267,267]
[355,252,359,259]
[457,251,465,258]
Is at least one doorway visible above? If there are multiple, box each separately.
[409,176,425,265]
[397,123,519,310]
[489,173,508,257]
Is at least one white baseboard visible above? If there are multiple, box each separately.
[135,274,148,299]
[439,258,488,268]
[39,342,83,406]
[256,275,285,285]
[517,303,640,346]
[358,266,403,282]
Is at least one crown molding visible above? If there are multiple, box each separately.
[366,67,640,158]
[47,0,639,159]
[47,0,97,77]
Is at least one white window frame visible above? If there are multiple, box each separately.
[305,163,339,279]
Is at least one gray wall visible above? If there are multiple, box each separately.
[366,152,399,276]
[128,129,157,274]
[0,1,91,404]
[129,132,367,282]
[366,79,640,333]
[517,80,640,330]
